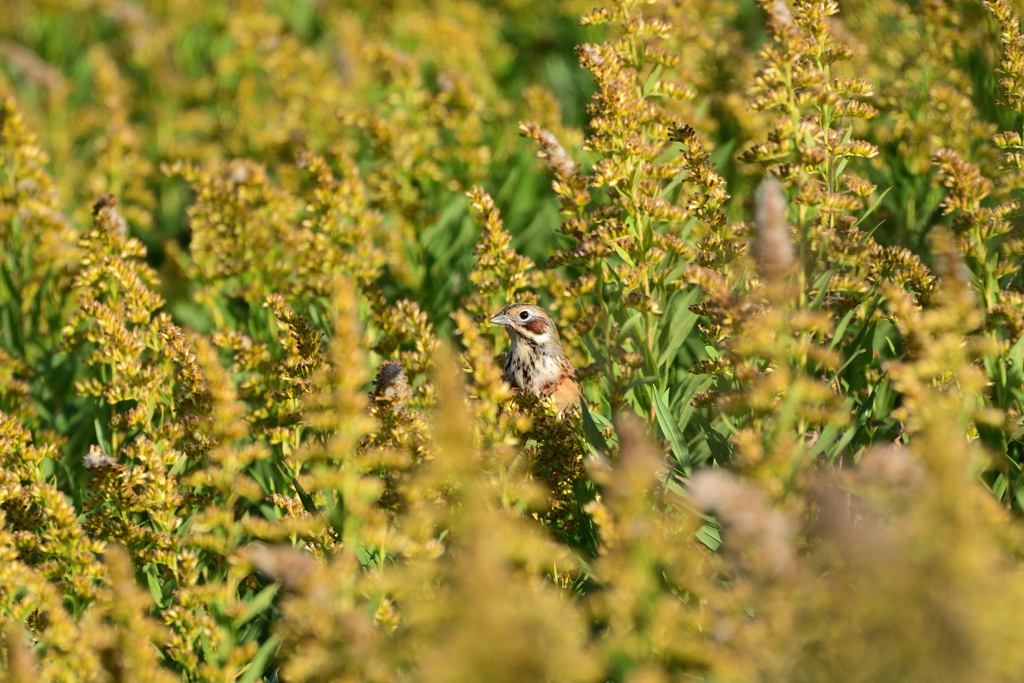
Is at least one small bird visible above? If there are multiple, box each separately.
[489,303,581,413]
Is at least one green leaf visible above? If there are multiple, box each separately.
[237,636,280,683]
[580,400,608,454]
[675,375,713,432]
[617,311,644,343]
[830,308,858,349]
[692,412,732,463]
[696,522,721,551]
[1005,333,1024,391]
[834,157,849,178]
[991,473,1007,501]
[809,268,836,309]
[93,418,111,456]
[611,242,637,268]
[659,170,688,201]
[622,375,660,393]
[663,262,689,286]
[233,583,279,629]
[657,287,701,368]
[0,264,25,356]
[169,454,190,477]
[0,306,23,358]
[642,63,663,97]
[826,382,882,462]
[837,316,879,394]
[854,186,892,229]
[0,262,20,306]
[809,423,841,457]
[276,461,319,516]
[581,333,600,357]
[145,568,165,609]
[977,419,1009,457]
[249,465,271,495]
[653,388,689,474]
[27,264,54,338]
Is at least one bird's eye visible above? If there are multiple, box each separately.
[519,311,530,320]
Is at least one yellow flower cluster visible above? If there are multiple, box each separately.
[4,0,1024,681]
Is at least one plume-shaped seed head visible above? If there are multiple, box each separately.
[753,176,795,281]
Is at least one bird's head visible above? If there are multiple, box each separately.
[489,303,561,348]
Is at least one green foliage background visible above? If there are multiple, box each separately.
[4,0,1024,681]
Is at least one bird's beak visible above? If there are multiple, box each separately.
[489,312,513,326]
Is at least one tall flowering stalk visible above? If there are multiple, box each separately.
[519,1,730,492]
